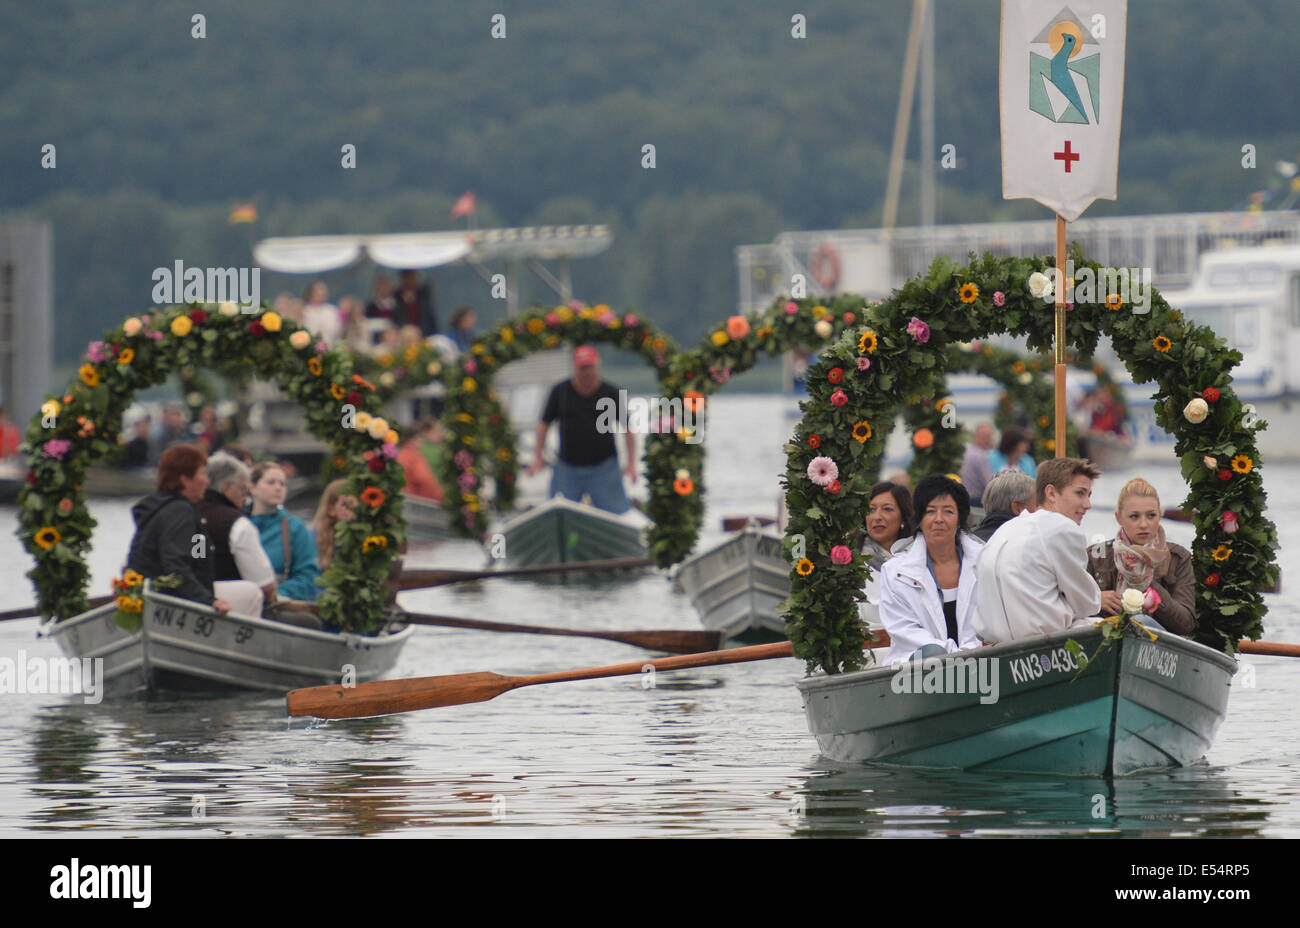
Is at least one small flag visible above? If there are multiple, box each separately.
[228,203,258,224]
[1000,1,1127,221]
[450,191,476,220]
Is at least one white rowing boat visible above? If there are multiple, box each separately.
[43,584,412,695]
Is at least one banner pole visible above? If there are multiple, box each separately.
[1054,213,1067,458]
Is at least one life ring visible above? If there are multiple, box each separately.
[810,243,840,290]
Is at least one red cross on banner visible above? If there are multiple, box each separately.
[1053,140,1080,172]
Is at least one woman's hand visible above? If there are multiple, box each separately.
[212,599,231,615]
[1099,590,1125,615]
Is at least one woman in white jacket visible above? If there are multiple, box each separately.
[879,475,985,663]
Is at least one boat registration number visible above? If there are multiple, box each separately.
[1008,646,1081,685]
[152,605,216,638]
[1132,643,1178,678]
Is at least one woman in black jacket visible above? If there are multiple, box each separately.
[126,444,231,614]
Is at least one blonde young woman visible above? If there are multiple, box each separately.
[1086,477,1196,635]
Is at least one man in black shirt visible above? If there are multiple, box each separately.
[526,346,636,514]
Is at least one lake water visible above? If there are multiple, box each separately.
[1,394,1298,837]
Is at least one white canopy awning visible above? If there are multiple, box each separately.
[253,226,612,274]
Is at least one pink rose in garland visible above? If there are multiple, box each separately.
[86,341,107,362]
[830,545,852,565]
[993,291,1005,307]
[1219,511,1239,534]
[453,449,474,469]
[855,356,871,371]
[463,359,478,375]
[906,317,931,343]
[830,389,848,407]
[785,301,799,315]
[807,456,839,487]
[42,439,72,460]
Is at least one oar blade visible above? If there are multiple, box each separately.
[287,671,516,719]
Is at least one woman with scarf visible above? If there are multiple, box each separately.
[1086,478,1196,635]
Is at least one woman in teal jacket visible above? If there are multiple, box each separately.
[248,462,321,601]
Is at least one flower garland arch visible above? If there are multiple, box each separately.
[18,302,405,633]
[783,253,1277,675]
[903,345,1135,482]
[651,296,869,565]
[423,303,679,540]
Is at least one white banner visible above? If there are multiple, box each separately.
[1000,1,1127,221]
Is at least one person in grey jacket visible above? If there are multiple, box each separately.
[972,470,1036,542]
[126,444,231,614]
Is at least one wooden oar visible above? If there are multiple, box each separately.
[287,638,824,719]
[394,555,654,591]
[0,594,115,623]
[1239,640,1300,658]
[400,611,723,655]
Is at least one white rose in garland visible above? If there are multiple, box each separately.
[1027,271,1054,300]
[1183,397,1209,423]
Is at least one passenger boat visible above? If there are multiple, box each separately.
[673,521,790,642]
[496,495,649,569]
[43,585,412,695]
[796,625,1236,777]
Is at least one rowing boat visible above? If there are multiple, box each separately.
[796,625,1236,776]
[673,521,790,642]
[496,495,649,569]
[403,495,455,546]
[43,584,412,695]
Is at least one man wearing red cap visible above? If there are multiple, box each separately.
[526,345,636,513]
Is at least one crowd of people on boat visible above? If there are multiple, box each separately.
[862,457,1197,664]
[121,434,450,629]
[269,271,479,361]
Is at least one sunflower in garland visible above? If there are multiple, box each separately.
[852,421,872,443]
[958,283,980,304]
[1152,336,1172,353]
[858,330,878,354]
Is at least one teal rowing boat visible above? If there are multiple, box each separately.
[497,496,649,568]
[796,625,1237,777]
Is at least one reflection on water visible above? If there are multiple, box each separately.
[793,762,1275,837]
[3,396,1300,836]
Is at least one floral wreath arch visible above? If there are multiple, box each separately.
[904,343,1134,481]
[18,302,405,634]
[420,303,680,541]
[783,253,1277,675]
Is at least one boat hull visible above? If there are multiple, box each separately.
[44,589,412,695]
[403,496,455,546]
[796,626,1236,777]
[674,528,790,640]
[498,496,648,568]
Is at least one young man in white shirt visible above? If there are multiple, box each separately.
[974,456,1102,644]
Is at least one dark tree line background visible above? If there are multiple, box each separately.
[2,0,1297,364]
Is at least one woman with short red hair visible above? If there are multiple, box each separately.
[126,444,231,614]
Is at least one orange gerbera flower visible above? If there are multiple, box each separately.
[673,477,694,496]
[360,487,386,508]
[1106,293,1123,310]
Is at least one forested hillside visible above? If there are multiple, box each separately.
[3,0,1298,361]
